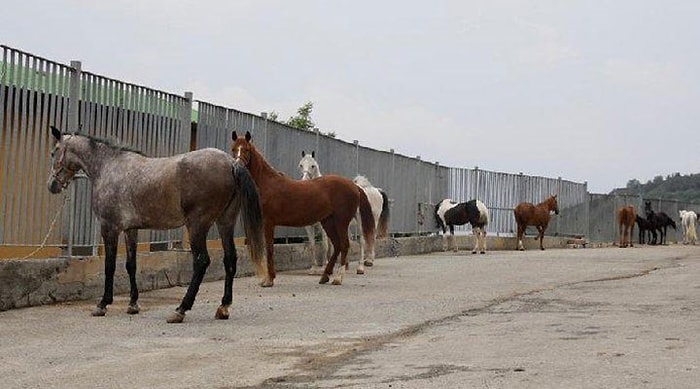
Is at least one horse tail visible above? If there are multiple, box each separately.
[358,188,376,250]
[232,161,267,280]
[689,214,698,242]
[376,189,390,238]
[476,200,489,226]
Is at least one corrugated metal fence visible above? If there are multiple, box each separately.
[2,45,699,258]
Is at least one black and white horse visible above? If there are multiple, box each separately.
[644,201,676,245]
[435,199,489,254]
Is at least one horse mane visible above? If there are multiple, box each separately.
[65,131,146,156]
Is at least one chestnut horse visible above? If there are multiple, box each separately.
[616,205,636,248]
[231,131,375,286]
[514,195,559,251]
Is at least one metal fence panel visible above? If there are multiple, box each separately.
[13,44,700,259]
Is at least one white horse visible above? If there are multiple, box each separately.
[679,210,698,245]
[435,198,489,254]
[298,151,331,275]
[298,151,389,275]
[352,175,390,274]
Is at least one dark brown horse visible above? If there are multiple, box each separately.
[231,131,375,286]
[47,127,266,323]
[617,205,636,248]
[514,195,559,251]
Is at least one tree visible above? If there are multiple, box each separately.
[287,101,315,131]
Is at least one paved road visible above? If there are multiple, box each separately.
[2,245,700,388]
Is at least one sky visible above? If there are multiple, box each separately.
[2,1,699,193]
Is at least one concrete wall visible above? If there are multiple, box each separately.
[0,235,572,311]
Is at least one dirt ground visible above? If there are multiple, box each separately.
[2,245,699,388]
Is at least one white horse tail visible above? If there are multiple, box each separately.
[377,189,390,238]
[476,199,489,226]
[689,212,698,243]
[358,188,376,250]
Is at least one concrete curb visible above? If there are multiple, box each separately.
[0,235,571,311]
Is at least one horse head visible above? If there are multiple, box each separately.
[47,126,82,194]
[231,130,254,167]
[644,200,653,216]
[299,150,321,180]
[549,195,560,215]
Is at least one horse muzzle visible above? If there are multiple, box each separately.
[48,179,64,194]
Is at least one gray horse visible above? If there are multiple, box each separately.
[47,126,266,323]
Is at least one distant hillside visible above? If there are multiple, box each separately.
[611,173,700,204]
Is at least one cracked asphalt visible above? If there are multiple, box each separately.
[2,245,700,388]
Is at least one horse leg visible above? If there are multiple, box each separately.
[93,226,119,317]
[618,223,624,248]
[357,215,366,274]
[167,229,211,323]
[516,224,525,251]
[261,222,275,287]
[319,218,341,285]
[363,229,376,268]
[124,229,140,314]
[662,226,667,245]
[479,227,487,254]
[449,225,457,252]
[332,224,351,286]
[471,226,478,254]
[215,223,236,320]
[306,224,322,275]
[628,224,634,247]
[537,226,545,250]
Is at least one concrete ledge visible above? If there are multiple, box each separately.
[0,234,570,311]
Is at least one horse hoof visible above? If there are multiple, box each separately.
[91,306,107,317]
[126,304,140,315]
[215,306,230,320]
[363,260,373,267]
[307,267,323,276]
[471,251,477,254]
[480,251,486,255]
[260,279,274,288]
[166,311,185,323]
[518,248,525,251]
[357,268,365,275]
[319,274,330,284]
[331,279,342,286]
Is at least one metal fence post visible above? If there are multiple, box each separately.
[353,140,359,176]
[415,155,421,233]
[65,60,82,256]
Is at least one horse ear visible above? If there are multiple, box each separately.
[50,126,62,141]
[302,150,306,157]
[231,131,237,141]
[312,151,315,158]
[245,131,252,142]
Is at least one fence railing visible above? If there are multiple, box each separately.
[4,44,697,259]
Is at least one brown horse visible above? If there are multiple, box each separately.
[231,131,375,286]
[617,206,636,248]
[514,195,559,251]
